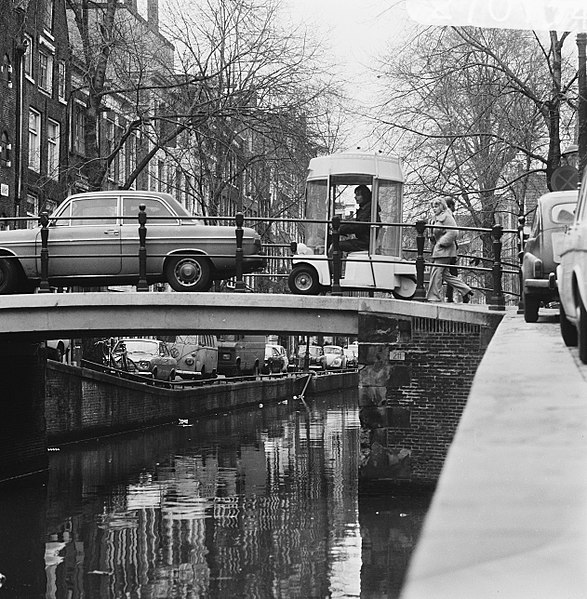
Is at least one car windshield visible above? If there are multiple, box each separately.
[323,346,342,355]
[119,340,159,354]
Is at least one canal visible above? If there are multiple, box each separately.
[0,387,433,599]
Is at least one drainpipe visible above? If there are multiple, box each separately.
[14,36,27,225]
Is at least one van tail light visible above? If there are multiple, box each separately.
[533,259,543,278]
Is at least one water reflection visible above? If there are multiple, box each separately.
[0,388,432,598]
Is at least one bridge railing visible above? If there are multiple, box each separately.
[0,210,521,309]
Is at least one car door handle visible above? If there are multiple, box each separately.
[103,229,120,235]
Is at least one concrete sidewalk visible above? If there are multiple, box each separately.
[400,308,587,599]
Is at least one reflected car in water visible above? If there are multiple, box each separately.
[320,345,347,370]
[112,338,177,381]
[0,191,265,294]
[521,190,577,322]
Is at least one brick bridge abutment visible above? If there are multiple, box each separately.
[357,308,503,489]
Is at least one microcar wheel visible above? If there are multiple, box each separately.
[560,301,578,347]
[523,294,539,323]
[0,258,20,294]
[578,299,587,364]
[392,275,417,300]
[288,265,320,295]
[165,255,212,292]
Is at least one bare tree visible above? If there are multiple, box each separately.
[66,0,346,208]
[371,27,577,298]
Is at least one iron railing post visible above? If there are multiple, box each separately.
[38,211,51,293]
[489,223,506,311]
[331,215,342,296]
[235,212,245,292]
[136,204,149,292]
[414,219,427,301]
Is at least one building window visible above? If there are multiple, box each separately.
[72,103,85,155]
[1,132,10,167]
[47,119,59,180]
[43,0,54,32]
[26,194,38,229]
[127,133,136,187]
[1,55,12,87]
[57,61,65,101]
[38,48,53,95]
[28,108,41,172]
[24,34,33,79]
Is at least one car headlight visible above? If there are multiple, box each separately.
[138,360,150,370]
[332,358,342,366]
[184,357,194,366]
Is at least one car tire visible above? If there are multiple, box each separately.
[392,275,417,300]
[165,255,212,292]
[560,301,578,347]
[0,258,20,294]
[523,294,539,323]
[579,298,587,364]
[288,265,320,295]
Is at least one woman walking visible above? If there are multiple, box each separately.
[426,198,473,303]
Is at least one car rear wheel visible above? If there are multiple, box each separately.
[165,255,212,292]
[288,265,320,295]
[392,275,417,300]
[0,258,20,294]
[523,294,539,323]
[560,301,578,347]
[578,298,587,364]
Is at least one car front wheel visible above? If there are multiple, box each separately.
[0,258,20,294]
[523,293,539,323]
[578,298,587,364]
[560,301,578,347]
[288,265,320,295]
[165,255,212,292]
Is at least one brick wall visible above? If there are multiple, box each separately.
[358,311,499,487]
[45,363,357,443]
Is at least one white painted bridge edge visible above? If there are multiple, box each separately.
[0,292,498,339]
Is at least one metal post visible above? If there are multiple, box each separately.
[235,212,245,292]
[331,215,342,296]
[578,33,587,181]
[517,215,525,314]
[489,223,506,311]
[414,219,427,301]
[136,204,149,292]
[38,211,51,293]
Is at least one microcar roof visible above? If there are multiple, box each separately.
[306,152,404,184]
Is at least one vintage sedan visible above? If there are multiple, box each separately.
[521,190,578,323]
[0,191,265,294]
[557,171,587,363]
[320,345,347,370]
[112,338,177,381]
[296,344,324,369]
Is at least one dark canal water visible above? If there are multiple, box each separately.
[0,388,432,599]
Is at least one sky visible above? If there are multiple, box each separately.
[283,0,414,151]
